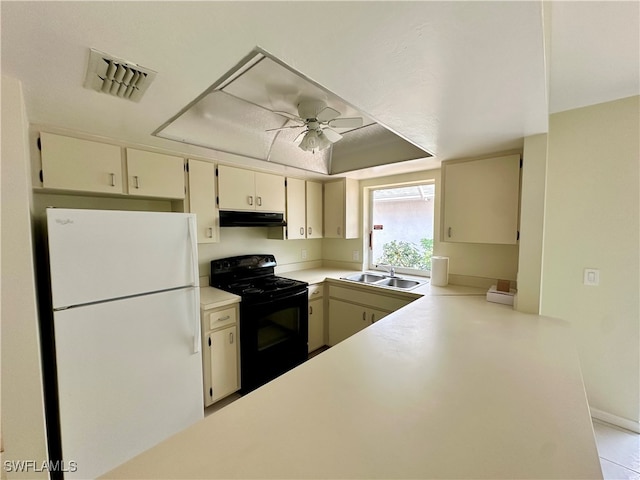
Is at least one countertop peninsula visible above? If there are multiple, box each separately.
[104,290,601,479]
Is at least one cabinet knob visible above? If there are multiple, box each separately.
[133,175,140,189]
[110,173,116,187]
[256,196,262,206]
[448,227,452,238]
[248,196,254,206]
[207,227,214,238]
[300,227,304,236]
[362,311,366,321]
[308,227,312,235]
[229,332,234,344]
[371,313,375,324]
[309,305,313,315]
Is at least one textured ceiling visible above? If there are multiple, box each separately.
[1,1,638,179]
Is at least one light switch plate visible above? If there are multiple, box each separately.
[301,249,307,260]
[583,268,599,286]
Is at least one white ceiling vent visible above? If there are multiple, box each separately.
[83,48,156,102]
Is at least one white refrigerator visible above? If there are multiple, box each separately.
[42,208,204,479]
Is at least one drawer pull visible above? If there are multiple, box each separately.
[300,227,304,236]
[370,313,375,324]
[309,305,313,315]
[308,227,312,235]
[256,196,262,206]
[248,196,253,206]
[134,175,140,189]
[312,290,320,296]
[362,311,366,321]
[216,315,231,322]
[110,173,116,187]
[229,332,234,344]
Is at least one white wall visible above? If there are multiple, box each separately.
[541,96,640,426]
[516,134,547,313]
[1,76,49,478]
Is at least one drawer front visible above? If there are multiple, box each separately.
[308,283,324,299]
[328,285,410,312]
[207,306,237,331]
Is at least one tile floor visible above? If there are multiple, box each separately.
[594,420,640,480]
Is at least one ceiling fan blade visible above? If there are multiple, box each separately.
[316,106,340,123]
[293,130,307,144]
[271,110,304,123]
[322,127,343,143]
[328,117,363,129]
[265,125,304,132]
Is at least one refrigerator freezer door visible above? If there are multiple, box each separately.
[46,208,199,309]
[53,288,203,479]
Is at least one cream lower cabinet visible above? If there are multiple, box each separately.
[186,159,219,243]
[327,283,415,346]
[201,304,240,407]
[308,284,325,352]
[328,299,388,346]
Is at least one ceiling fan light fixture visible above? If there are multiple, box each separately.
[299,129,332,152]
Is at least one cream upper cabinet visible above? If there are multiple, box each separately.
[39,132,124,194]
[306,181,323,239]
[125,148,185,199]
[324,178,359,239]
[286,178,306,239]
[442,154,521,244]
[186,159,219,243]
[255,171,285,212]
[217,165,285,212]
[270,178,324,240]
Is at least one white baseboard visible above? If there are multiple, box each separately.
[591,407,640,433]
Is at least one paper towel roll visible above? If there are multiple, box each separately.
[431,256,449,286]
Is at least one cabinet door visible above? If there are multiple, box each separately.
[368,307,389,324]
[442,154,520,244]
[187,159,219,243]
[126,148,185,199]
[286,178,306,239]
[308,298,324,353]
[328,299,370,346]
[208,325,239,404]
[306,181,323,238]
[217,165,255,211]
[324,180,344,238]
[255,171,285,212]
[40,132,124,194]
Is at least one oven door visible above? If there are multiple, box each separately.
[239,289,308,393]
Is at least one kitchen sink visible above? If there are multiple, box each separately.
[343,272,386,283]
[374,277,422,289]
[341,272,425,290]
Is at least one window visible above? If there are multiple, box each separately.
[368,183,435,276]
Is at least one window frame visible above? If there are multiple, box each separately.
[366,181,435,278]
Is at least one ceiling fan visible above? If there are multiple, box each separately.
[267,100,363,152]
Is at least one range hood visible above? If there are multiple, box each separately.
[219,211,286,227]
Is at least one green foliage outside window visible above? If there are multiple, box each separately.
[376,238,433,271]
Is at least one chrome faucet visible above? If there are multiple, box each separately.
[377,263,396,277]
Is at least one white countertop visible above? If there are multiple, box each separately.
[104,295,601,479]
[199,286,241,310]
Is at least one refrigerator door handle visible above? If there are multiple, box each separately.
[187,216,201,354]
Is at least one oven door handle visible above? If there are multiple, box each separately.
[246,289,308,308]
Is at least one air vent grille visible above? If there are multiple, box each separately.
[83,48,156,102]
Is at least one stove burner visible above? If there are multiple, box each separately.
[243,287,264,295]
